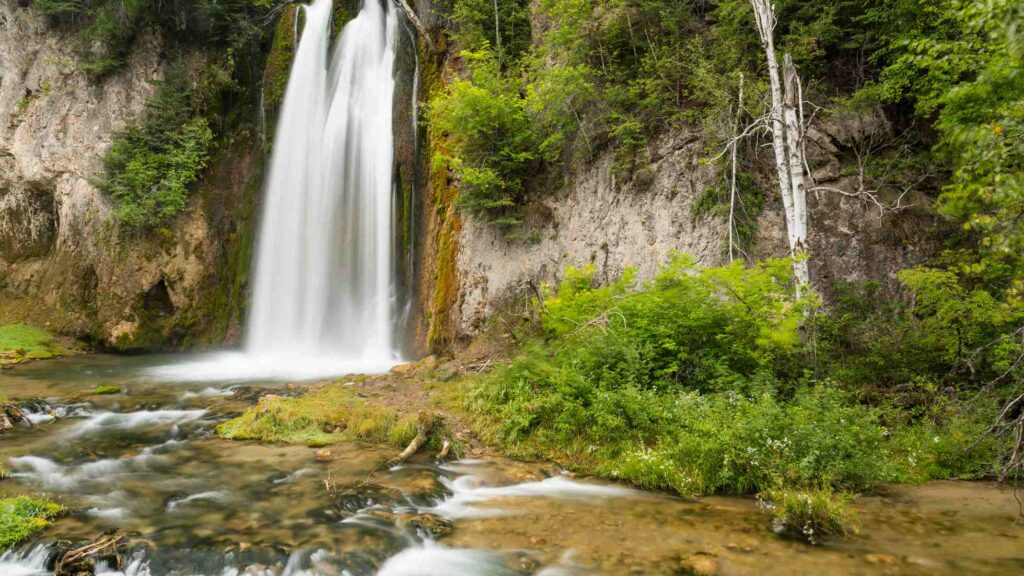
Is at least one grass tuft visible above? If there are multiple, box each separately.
[759,488,858,544]
[0,324,63,360]
[0,496,63,548]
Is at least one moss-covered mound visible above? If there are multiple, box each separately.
[0,324,64,361]
[217,384,421,448]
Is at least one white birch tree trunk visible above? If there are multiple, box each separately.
[782,54,810,292]
[750,0,810,295]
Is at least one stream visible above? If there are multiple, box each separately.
[1,355,1022,575]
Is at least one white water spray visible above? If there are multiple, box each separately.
[152,0,403,381]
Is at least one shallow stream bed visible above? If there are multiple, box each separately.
[1,355,1022,575]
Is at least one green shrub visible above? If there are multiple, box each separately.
[428,48,538,230]
[467,256,1003,501]
[0,496,63,549]
[95,66,214,231]
[448,0,532,65]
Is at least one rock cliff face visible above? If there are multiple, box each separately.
[453,133,727,337]
[437,109,937,343]
[0,2,259,348]
[0,0,937,354]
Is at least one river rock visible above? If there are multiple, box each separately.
[406,513,453,537]
[679,553,719,576]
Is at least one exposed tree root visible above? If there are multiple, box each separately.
[55,535,122,575]
[0,402,31,432]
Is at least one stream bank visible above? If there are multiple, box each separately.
[0,354,1021,574]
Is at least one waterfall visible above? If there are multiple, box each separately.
[248,0,398,362]
[151,0,404,381]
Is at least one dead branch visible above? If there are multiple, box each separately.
[56,535,122,575]
[397,0,434,52]
[437,439,452,460]
[499,317,521,345]
[387,412,439,467]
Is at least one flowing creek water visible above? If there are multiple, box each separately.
[0,355,1022,575]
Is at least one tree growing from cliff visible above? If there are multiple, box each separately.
[749,0,810,295]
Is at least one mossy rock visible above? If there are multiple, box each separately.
[93,385,122,395]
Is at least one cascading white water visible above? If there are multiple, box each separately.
[248,0,398,361]
[151,0,403,381]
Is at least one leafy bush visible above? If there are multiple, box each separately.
[447,0,531,66]
[95,67,214,231]
[428,49,538,229]
[467,256,1003,500]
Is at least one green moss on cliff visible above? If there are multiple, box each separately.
[263,4,299,114]
[419,39,462,352]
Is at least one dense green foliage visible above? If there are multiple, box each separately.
[469,257,1002,501]
[428,50,538,229]
[32,0,270,76]
[437,0,1024,492]
[32,0,274,232]
[0,496,62,549]
[95,68,214,230]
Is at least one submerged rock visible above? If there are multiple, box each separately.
[312,483,408,522]
[679,553,719,576]
[406,513,453,538]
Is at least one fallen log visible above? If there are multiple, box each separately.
[387,412,440,467]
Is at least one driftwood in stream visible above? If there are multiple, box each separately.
[0,402,31,432]
[387,412,441,466]
[55,535,122,575]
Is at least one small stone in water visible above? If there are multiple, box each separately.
[679,553,718,575]
[315,449,331,461]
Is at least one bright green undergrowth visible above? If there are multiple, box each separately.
[465,255,1012,538]
[0,496,62,549]
[0,324,63,359]
[217,385,422,448]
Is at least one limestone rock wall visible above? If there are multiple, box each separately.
[0,2,259,347]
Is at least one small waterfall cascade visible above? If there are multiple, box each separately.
[151,0,404,381]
